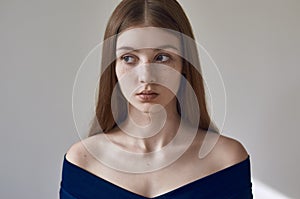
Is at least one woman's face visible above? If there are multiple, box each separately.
[115,27,183,113]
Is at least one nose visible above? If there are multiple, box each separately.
[138,63,157,83]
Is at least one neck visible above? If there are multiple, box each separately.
[120,99,180,153]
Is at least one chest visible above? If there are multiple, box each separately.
[86,157,216,198]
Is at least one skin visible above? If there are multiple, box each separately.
[114,27,183,151]
[66,27,249,198]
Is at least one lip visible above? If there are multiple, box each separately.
[136,90,158,95]
[136,90,159,101]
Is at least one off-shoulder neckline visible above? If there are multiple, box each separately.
[63,155,250,198]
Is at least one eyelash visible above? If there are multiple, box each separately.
[120,54,172,65]
[120,55,137,64]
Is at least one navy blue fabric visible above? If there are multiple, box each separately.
[60,155,253,199]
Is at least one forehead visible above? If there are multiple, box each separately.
[116,27,181,55]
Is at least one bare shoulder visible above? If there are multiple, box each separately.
[65,130,120,169]
[212,134,249,167]
[65,138,95,168]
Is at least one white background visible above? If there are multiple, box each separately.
[0,0,299,198]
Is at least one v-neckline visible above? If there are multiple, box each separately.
[64,155,250,198]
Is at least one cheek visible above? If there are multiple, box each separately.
[172,74,182,92]
[115,64,130,80]
[115,65,139,101]
[159,67,182,91]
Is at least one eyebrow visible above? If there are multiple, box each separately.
[116,45,180,52]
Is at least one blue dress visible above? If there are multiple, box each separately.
[60,155,253,198]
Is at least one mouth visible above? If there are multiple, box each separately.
[136,90,159,101]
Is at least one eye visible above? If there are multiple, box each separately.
[121,55,137,64]
[155,54,170,63]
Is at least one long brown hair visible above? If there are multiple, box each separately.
[89,0,219,136]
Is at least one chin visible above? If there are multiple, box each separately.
[137,105,155,114]
[130,103,164,114]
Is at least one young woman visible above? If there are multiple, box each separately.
[60,0,253,198]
